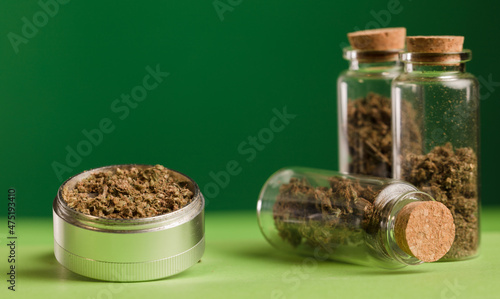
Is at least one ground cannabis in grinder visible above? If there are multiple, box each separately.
[63,165,194,219]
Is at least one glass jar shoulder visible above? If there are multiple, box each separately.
[338,68,401,83]
[393,71,478,85]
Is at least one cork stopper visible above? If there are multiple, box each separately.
[406,36,464,53]
[348,27,406,51]
[394,201,455,262]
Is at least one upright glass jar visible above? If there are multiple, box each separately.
[392,36,480,260]
[257,167,455,269]
[338,28,406,178]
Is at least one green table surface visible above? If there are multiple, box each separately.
[1,209,500,299]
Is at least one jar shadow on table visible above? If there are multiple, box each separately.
[225,241,428,276]
[218,241,306,264]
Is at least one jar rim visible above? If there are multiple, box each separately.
[343,47,403,62]
[53,164,204,232]
[400,49,472,64]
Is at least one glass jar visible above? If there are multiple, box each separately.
[392,40,480,260]
[338,48,402,178]
[257,167,455,269]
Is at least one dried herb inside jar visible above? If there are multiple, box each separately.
[273,177,376,252]
[62,165,194,219]
[402,143,479,259]
[347,92,392,177]
[347,92,422,178]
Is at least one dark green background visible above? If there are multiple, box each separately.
[1,0,499,217]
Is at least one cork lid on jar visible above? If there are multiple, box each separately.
[394,201,455,262]
[348,27,406,51]
[403,36,466,64]
[406,36,464,53]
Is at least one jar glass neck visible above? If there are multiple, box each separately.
[369,183,435,266]
[349,59,400,71]
[403,62,466,73]
[400,50,471,74]
[343,47,402,71]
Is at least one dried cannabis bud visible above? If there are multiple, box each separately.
[402,143,478,259]
[347,92,392,177]
[273,177,376,253]
[62,165,194,219]
[347,93,422,178]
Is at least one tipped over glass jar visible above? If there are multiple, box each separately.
[257,167,455,269]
